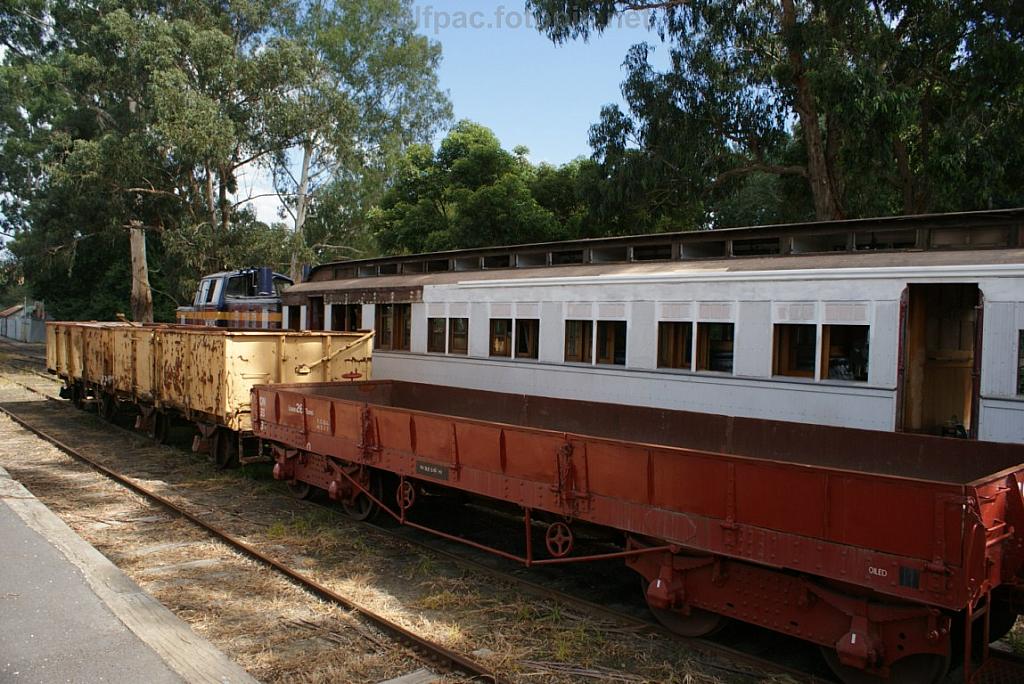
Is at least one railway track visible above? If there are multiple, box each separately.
[4,354,1020,683]
[0,365,496,682]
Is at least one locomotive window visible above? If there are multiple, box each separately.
[449,318,469,355]
[515,319,540,359]
[696,322,734,373]
[225,275,249,298]
[596,320,627,366]
[564,320,593,363]
[658,322,693,369]
[489,319,512,357]
[821,325,869,382]
[774,324,817,378]
[1018,331,1024,395]
[195,279,211,306]
[376,303,411,351]
[206,279,221,305]
[427,318,446,353]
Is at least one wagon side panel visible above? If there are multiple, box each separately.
[185,331,225,421]
[154,328,189,411]
[132,328,156,401]
[81,325,114,389]
[45,322,57,372]
[222,335,273,432]
[111,327,134,395]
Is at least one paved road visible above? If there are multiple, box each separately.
[0,502,184,684]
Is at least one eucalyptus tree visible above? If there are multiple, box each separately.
[268,0,451,279]
[0,0,450,319]
[527,1,1024,224]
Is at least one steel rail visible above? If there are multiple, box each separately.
[0,362,822,682]
[0,395,501,684]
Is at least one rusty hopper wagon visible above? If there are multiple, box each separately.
[46,322,372,466]
[253,380,1024,684]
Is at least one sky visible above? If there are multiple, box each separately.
[411,1,668,164]
[240,1,670,224]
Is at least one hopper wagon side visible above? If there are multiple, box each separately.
[46,321,372,466]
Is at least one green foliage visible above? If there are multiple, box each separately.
[528,1,1024,226]
[371,119,703,254]
[0,0,450,318]
[372,121,581,254]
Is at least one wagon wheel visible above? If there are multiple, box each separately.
[71,383,85,410]
[211,428,240,470]
[820,649,950,684]
[98,393,118,422]
[396,479,416,512]
[148,411,170,444]
[545,522,574,558]
[286,480,313,500]
[640,578,729,638]
[342,473,382,522]
[988,589,1019,643]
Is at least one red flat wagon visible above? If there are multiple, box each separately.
[252,380,1024,683]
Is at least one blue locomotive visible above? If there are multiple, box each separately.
[176,267,292,328]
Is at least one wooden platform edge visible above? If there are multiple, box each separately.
[0,464,258,684]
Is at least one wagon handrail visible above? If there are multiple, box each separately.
[294,330,375,375]
[115,313,143,327]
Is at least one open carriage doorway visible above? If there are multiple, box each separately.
[897,283,982,438]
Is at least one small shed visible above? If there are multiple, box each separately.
[0,301,50,343]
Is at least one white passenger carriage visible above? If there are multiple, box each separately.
[282,209,1024,444]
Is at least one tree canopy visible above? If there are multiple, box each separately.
[528,0,1024,226]
[0,0,450,319]
[372,120,642,254]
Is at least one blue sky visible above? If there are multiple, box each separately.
[411,1,669,164]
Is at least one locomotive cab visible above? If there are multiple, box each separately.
[176,267,292,328]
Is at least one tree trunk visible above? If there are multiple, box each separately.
[289,140,314,282]
[780,0,844,221]
[129,223,154,323]
[894,138,917,214]
[219,165,231,230]
[205,164,217,229]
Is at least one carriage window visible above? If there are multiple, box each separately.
[427,318,446,353]
[515,319,540,359]
[658,322,692,369]
[596,320,627,366]
[330,304,362,332]
[489,319,512,357]
[1018,331,1024,395]
[449,318,469,355]
[696,322,734,373]
[376,303,411,351]
[821,325,869,382]
[564,320,593,363]
[774,324,816,378]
